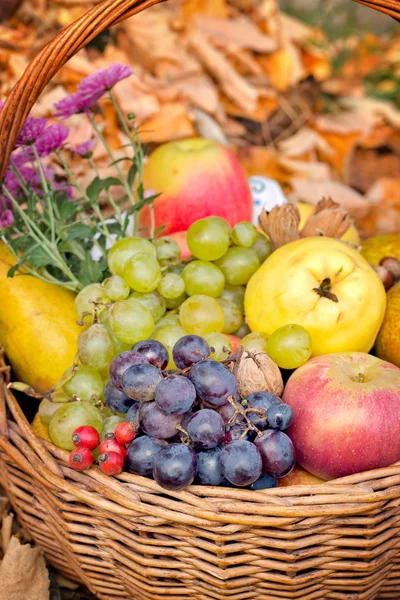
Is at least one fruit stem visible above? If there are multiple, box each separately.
[313,278,338,303]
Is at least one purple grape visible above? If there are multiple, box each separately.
[267,403,293,431]
[140,402,182,439]
[187,409,225,449]
[196,447,226,486]
[122,363,163,402]
[104,381,135,413]
[250,473,277,491]
[222,424,251,445]
[125,402,140,427]
[109,351,149,389]
[132,339,169,370]
[153,444,197,490]
[220,440,262,487]
[155,375,196,415]
[188,360,237,407]
[218,402,244,425]
[254,430,296,478]
[172,335,210,369]
[245,391,282,430]
[126,436,167,476]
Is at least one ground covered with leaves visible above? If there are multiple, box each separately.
[0,0,399,598]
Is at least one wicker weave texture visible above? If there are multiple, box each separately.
[2,374,400,600]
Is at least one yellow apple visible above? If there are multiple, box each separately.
[245,236,386,356]
[296,201,360,246]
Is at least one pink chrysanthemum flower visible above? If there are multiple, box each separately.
[72,138,96,158]
[15,118,48,147]
[78,63,132,100]
[0,209,14,229]
[35,123,70,157]
[54,91,101,119]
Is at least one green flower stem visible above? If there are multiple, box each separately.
[86,114,136,212]
[56,152,114,244]
[31,145,56,244]
[2,187,81,291]
[88,156,125,233]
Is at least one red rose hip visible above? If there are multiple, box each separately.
[72,425,100,450]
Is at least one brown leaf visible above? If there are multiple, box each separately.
[290,179,370,219]
[188,29,258,112]
[0,536,49,600]
[344,143,400,194]
[193,15,276,53]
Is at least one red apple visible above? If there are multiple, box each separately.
[139,138,252,236]
[166,231,192,260]
[283,352,400,480]
[278,464,326,487]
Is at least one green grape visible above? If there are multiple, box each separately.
[204,332,232,362]
[179,295,225,336]
[154,324,186,369]
[220,285,245,314]
[251,232,272,263]
[157,273,185,300]
[231,222,258,248]
[38,399,67,426]
[78,324,115,370]
[128,291,166,322]
[108,237,156,277]
[215,247,260,286]
[63,365,104,402]
[49,401,103,450]
[49,389,70,403]
[154,312,181,331]
[154,237,181,264]
[187,217,230,261]
[168,263,185,276]
[217,298,243,334]
[101,414,125,439]
[109,300,154,345]
[75,283,110,323]
[182,260,225,298]
[241,331,269,353]
[165,292,187,310]
[101,314,131,355]
[267,324,312,370]
[234,322,251,338]
[103,275,130,301]
[123,252,161,293]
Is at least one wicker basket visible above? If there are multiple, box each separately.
[2,1,400,598]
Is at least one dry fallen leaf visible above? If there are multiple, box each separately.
[0,536,49,600]
[193,15,276,53]
[289,178,371,219]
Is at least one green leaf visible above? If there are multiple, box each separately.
[79,255,104,286]
[127,164,138,188]
[26,245,58,268]
[65,223,93,240]
[86,177,122,201]
[155,225,167,237]
[131,192,161,213]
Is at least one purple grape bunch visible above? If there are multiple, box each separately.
[107,334,296,491]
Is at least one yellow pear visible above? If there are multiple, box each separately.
[0,242,80,392]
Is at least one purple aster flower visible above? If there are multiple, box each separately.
[54,90,101,119]
[72,138,96,158]
[4,170,21,196]
[54,181,73,200]
[0,210,14,229]
[15,118,48,147]
[78,63,132,100]
[34,123,70,157]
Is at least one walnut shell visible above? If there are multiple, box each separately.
[235,350,284,398]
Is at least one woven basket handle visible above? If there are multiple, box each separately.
[0,0,165,181]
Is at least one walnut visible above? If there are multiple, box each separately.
[235,350,284,398]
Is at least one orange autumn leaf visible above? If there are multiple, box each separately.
[313,129,361,176]
[181,0,228,20]
[236,145,293,184]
